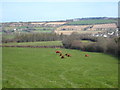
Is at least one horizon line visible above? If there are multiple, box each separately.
[0,16,118,23]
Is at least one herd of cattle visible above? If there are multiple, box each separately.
[56,50,71,59]
[55,50,89,59]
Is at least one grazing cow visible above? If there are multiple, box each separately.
[85,54,89,57]
[61,55,65,59]
[67,54,71,57]
[65,54,68,56]
[56,51,61,53]
[59,53,62,56]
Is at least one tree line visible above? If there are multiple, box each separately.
[2,33,65,43]
[62,33,119,58]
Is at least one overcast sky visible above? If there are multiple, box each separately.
[0,0,118,22]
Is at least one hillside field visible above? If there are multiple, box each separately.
[66,19,117,25]
[2,41,63,46]
[2,40,94,46]
[2,47,118,88]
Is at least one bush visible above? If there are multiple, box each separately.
[62,33,119,57]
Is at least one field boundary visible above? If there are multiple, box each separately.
[0,45,64,48]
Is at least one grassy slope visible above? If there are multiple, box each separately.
[67,19,117,25]
[3,47,118,88]
[2,40,93,46]
[32,27,55,33]
[2,41,63,46]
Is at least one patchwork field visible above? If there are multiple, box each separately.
[2,47,118,88]
[66,19,117,25]
[34,27,56,30]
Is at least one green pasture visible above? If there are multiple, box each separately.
[81,40,95,43]
[32,30,52,33]
[2,47,118,88]
[2,41,63,46]
[3,26,27,30]
[34,27,55,30]
[17,26,28,29]
[2,27,16,31]
[2,34,15,39]
[67,19,117,25]
[2,40,94,46]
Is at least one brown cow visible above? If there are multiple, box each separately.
[65,54,68,56]
[61,55,65,59]
[59,53,62,56]
[56,51,61,53]
[85,54,89,57]
[67,54,71,57]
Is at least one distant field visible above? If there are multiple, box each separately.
[32,30,52,33]
[2,40,94,46]
[17,26,28,29]
[2,27,16,31]
[2,34,15,39]
[55,30,104,35]
[66,19,117,25]
[3,26,28,30]
[34,27,56,30]
[2,41,63,46]
[81,40,95,43]
[3,47,118,88]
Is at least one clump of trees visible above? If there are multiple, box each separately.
[2,33,66,43]
[62,33,119,57]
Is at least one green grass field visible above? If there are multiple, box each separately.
[32,30,52,33]
[34,27,56,30]
[2,41,63,46]
[81,40,95,43]
[2,34,15,39]
[2,40,93,46]
[2,47,118,88]
[3,26,28,30]
[66,19,117,25]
